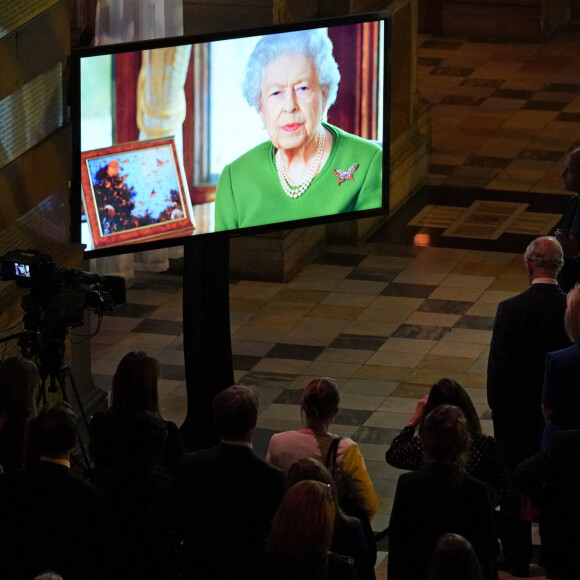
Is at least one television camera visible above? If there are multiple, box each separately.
[0,249,125,372]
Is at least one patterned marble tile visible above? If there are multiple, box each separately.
[379,337,437,354]
[315,347,374,365]
[351,426,401,446]
[391,324,450,341]
[454,314,495,330]
[417,298,473,315]
[429,340,487,358]
[381,283,438,298]
[405,311,462,327]
[328,333,389,351]
[252,358,311,375]
[334,408,374,426]
[340,379,400,397]
[133,319,183,335]
[311,251,367,267]
[416,355,477,372]
[304,360,362,379]
[232,354,262,370]
[105,303,159,318]
[265,343,324,361]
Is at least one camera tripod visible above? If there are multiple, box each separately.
[1,330,92,476]
[37,359,92,475]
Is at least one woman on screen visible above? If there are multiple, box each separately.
[214,29,383,231]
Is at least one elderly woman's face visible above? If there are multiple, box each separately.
[259,53,328,152]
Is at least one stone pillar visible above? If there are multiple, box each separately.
[440,0,571,41]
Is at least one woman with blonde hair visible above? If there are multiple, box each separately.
[263,479,358,579]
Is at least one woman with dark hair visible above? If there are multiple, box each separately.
[428,533,483,580]
[89,351,183,477]
[287,458,375,580]
[385,378,507,507]
[0,356,38,473]
[262,479,358,580]
[387,405,499,580]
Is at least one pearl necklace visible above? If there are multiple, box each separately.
[275,128,326,199]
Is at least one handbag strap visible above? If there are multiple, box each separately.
[324,436,342,477]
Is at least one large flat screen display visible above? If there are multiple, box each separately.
[71,12,391,258]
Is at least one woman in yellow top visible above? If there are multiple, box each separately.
[214,29,383,231]
[266,377,379,523]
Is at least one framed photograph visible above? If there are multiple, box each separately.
[80,138,195,250]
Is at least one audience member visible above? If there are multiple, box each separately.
[0,356,38,473]
[287,457,375,580]
[33,574,64,580]
[427,533,483,580]
[105,410,170,577]
[147,384,286,580]
[89,350,183,477]
[387,405,499,580]
[514,429,580,580]
[267,378,378,527]
[0,402,125,580]
[542,285,580,447]
[262,479,358,580]
[554,146,580,292]
[386,378,507,507]
[487,235,570,576]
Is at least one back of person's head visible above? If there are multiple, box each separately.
[300,378,339,423]
[119,410,168,469]
[420,379,481,439]
[565,285,580,344]
[268,479,336,561]
[524,236,564,275]
[287,458,354,526]
[422,405,470,484]
[428,533,483,580]
[110,351,160,419]
[0,356,38,420]
[33,402,78,457]
[33,573,64,580]
[212,384,259,441]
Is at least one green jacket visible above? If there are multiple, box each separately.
[214,123,383,231]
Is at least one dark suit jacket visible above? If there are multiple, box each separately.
[147,442,286,580]
[542,344,580,446]
[0,461,124,580]
[487,283,570,466]
[514,429,580,577]
[557,194,580,292]
[387,466,499,580]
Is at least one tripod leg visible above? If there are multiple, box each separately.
[57,370,92,477]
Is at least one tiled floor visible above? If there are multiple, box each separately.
[89,28,580,579]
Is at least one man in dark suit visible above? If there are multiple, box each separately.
[487,235,571,577]
[0,402,124,580]
[514,429,580,580]
[555,146,580,292]
[147,384,286,580]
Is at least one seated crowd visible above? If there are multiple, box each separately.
[0,345,578,579]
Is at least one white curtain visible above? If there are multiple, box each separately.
[95,0,184,44]
[91,0,185,275]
